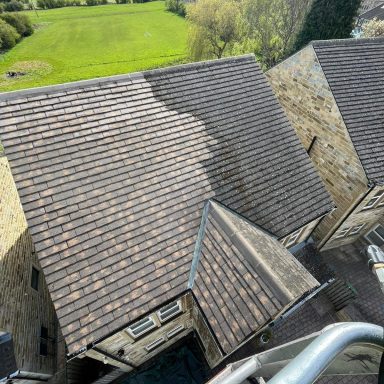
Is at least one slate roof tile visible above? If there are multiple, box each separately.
[312,38,384,183]
[0,55,330,354]
[191,201,319,354]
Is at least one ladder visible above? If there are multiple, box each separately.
[207,322,384,384]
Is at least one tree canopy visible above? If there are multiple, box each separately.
[187,0,240,60]
[361,17,384,37]
[293,0,362,52]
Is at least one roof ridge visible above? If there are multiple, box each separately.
[359,1,384,18]
[312,37,384,48]
[0,54,256,102]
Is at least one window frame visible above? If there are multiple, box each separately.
[144,337,166,352]
[362,190,384,210]
[335,227,351,239]
[284,228,304,248]
[364,224,384,246]
[31,266,39,291]
[348,223,366,236]
[126,316,157,339]
[157,300,182,323]
[167,324,184,339]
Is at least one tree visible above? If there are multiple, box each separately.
[293,0,362,52]
[0,19,20,49]
[238,0,311,68]
[165,0,186,17]
[361,18,384,37]
[187,0,240,60]
[0,13,33,37]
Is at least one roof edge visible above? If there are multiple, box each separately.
[359,2,384,18]
[311,36,384,48]
[0,54,256,102]
[209,201,301,304]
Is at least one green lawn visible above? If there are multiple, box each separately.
[0,1,188,92]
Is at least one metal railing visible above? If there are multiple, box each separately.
[216,322,384,384]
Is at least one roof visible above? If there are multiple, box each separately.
[191,201,318,354]
[360,2,384,20]
[312,38,384,184]
[0,55,332,355]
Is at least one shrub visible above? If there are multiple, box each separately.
[361,18,384,37]
[0,19,20,49]
[0,13,33,36]
[36,0,66,8]
[165,0,185,16]
[0,3,4,12]
[116,0,129,3]
[4,0,24,11]
[85,0,98,5]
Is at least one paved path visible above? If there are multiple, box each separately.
[231,242,384,383]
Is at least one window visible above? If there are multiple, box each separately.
[157,301,182,323]
[284,228,304,248]
[31,267,39,291]
[40,339,48,356]
[40,326,48,339]
[363,190,384,210]
[40,325,48,357]
[335,227,350,239]
[144,337,165,352]
[349,224,365,236]
[365,225,384,247]
[167,325,184,339]
[126,316,157,338]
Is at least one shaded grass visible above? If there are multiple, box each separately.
[0,1,188,92]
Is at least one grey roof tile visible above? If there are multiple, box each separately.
[191,201,319,354]
[312,38,384,183]
[0,55,330,355]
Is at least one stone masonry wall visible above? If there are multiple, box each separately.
[0,157,57,375]
[266,45,368,249]
[86,292,223,370]
[280,216,322,248]
[324,186,384,249]
[89,293,195,370]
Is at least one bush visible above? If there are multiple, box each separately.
[0,3,4,12]
[165,0,185,16]
[37,0,66,8]
[361,18,384,37]
[0,13,33,36]
[0,19,20,49]
[3,0,24,11]
[85,0,97,5]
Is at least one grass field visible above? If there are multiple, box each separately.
[0,1,188,92]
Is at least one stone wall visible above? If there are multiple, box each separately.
[0,157,57,376]
[324,186,384,249]
[89,293,194,370]
[280,217,322,248]
[86,292,223,371]
[266,45,368,249]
